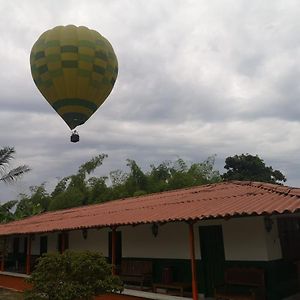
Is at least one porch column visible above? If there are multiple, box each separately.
[26,234,32,275]
[111,227,117,275]
[189,222,198,300]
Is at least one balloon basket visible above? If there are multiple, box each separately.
[70,131,79,143]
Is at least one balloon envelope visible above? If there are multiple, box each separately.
[30,25,118,129]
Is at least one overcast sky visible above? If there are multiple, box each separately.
[1,0,300,202]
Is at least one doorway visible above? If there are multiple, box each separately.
[199,225,225,296]
[108,231,122,273]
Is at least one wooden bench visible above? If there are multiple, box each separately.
[215,267,266,300]
[119,260,153,290]
[153,282,192,296]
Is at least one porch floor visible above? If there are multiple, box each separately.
[123,287,206,300]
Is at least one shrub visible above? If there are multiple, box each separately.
[24,251,123,300]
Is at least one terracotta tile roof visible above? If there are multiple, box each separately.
[1,181,300,236]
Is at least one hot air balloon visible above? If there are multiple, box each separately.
[30,25,118,142]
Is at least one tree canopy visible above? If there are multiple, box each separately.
[0,152,288,223]
[222,153,286,184]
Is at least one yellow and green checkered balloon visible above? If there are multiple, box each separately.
[30,25,118,130]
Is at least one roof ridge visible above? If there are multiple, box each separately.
[231,180,300,197]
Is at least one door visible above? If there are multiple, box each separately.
[199,225,225,296]
[108,231,122,273]
[57,233,69,253]
[40,236,48,255]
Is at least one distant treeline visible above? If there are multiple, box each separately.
[0,153,286,223]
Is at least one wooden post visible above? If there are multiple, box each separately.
[26,235,32,275]
[111,227,116,275]
[189,222,198,300]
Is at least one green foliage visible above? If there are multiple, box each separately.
[78,154,108,175]
[51,177,70,198]
[49,155,108,209]
[14,184,50,219]
[0,151,289,222]
[125,159,148,195]
[24,251,123,300]
[222,153,286,184]
[149,156,221,191]
[0,200,18,223]
[86,176,110,204]
[49,188,85,211]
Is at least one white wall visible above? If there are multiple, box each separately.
[48,232,59,253]
[30,233,59,255]
[122,222,201,259]
[265,217,282,260]
[5,216,283,262]
[69,228,109,256]
[222,217,269,261]
[30,229,110,256]
[198,216,282,261]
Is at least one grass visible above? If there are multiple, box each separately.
[0,288,23,299]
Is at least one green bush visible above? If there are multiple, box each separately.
[24,251,123,300]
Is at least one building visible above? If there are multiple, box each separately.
[0,181,300,300]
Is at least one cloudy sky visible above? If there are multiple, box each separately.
[1,0,300,202]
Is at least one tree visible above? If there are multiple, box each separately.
[167,156,221,190]
[24,251,122,300]
[15,184,50,219]
[222,154,286,184]
[0,147,30,223]
[125,159,148,196]
[0,147,30,183]
[0,200,18,223]
[49,154,108,210]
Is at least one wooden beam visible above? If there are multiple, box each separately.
[189,222,198,300]
[111,227,116,275]
[26,235,32,275]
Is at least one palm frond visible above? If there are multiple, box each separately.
[0,165,31,183]
[0,147,16,174]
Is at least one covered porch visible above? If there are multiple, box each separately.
[0,214,300,299]
[0,220,201,299]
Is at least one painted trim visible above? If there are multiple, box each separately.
[95,295,144,300]
[0,273,31,292]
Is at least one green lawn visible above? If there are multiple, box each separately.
[0,288,23,299]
